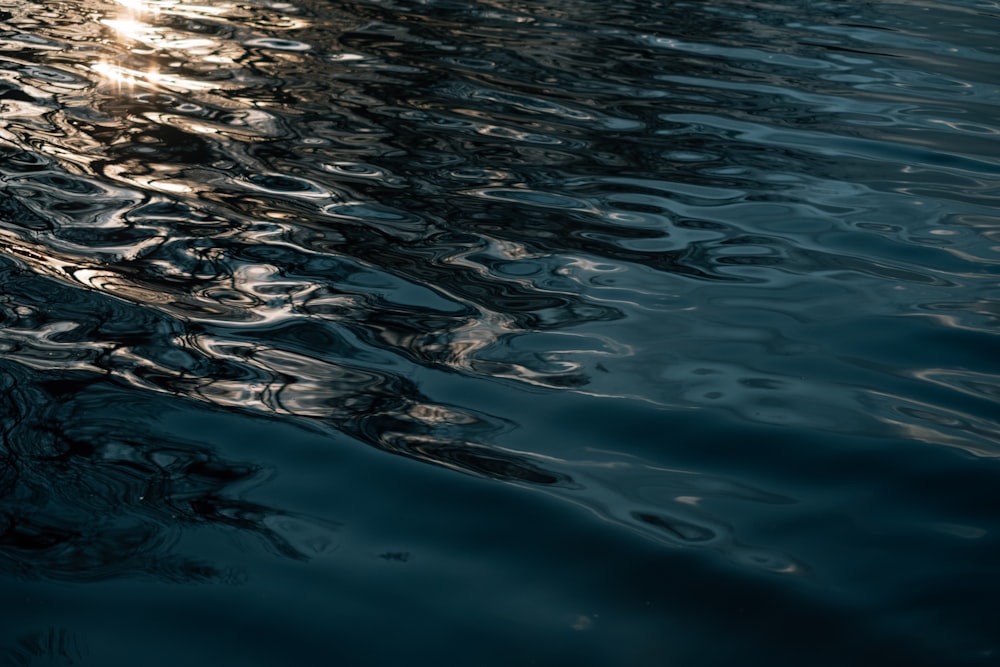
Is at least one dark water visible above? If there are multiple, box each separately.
[1,0,999,663]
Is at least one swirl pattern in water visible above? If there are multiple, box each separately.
[1,0,999,664]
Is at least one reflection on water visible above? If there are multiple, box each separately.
[2,0,1000,663]
[0,627,85,666]
[0,363,336,582]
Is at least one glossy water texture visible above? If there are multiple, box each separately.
[2,0,999,664]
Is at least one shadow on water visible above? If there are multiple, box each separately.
[0,360,340,583]
[0,627,85,667]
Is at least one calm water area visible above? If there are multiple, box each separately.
[1,0,999,664]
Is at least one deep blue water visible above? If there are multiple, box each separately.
[1,0,999,664]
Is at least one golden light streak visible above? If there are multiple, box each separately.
[91,62,216,92]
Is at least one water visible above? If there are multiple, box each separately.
[1,0,999,663]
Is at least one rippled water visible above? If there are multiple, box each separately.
[1,0,999,663]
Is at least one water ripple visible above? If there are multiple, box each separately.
[2,0,1000,661]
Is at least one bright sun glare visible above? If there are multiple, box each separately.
[94,0,220,93]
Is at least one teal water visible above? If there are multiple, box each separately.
[1,0,999,664]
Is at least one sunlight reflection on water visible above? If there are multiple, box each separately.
[2,0,1000,663]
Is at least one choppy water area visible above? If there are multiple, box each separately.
[1,0,999,663]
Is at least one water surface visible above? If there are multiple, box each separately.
[2,0,999,664]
